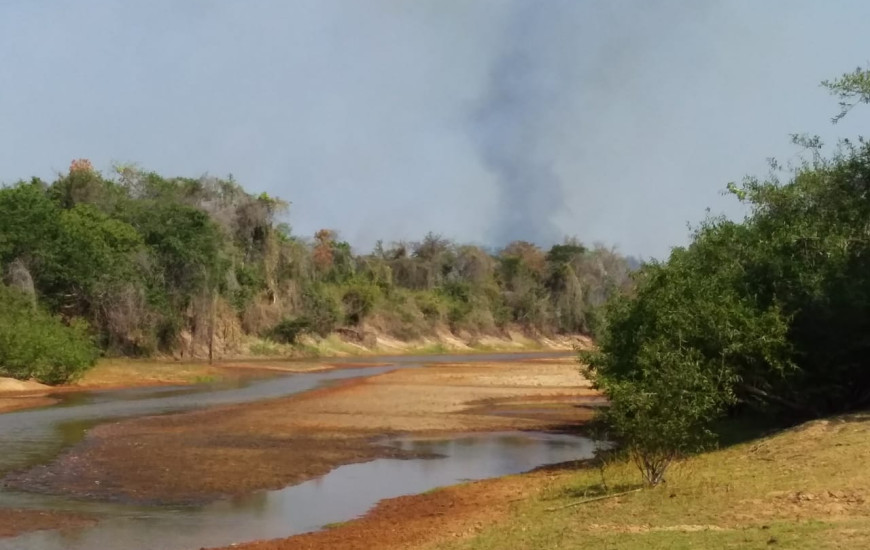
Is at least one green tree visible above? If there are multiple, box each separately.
[0,180,60,269]
[587,341,732,486]
[587,67,870,487]
[0,285,98,384]
[822,64,870,122]
[125,199,226,349]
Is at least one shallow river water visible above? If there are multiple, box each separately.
[0,353,596,550]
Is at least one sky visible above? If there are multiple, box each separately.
[1,1,868,259]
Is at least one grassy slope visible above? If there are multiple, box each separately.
[431,413,870,550]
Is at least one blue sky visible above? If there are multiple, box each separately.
[1,1,868,258]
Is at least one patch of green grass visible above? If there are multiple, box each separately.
[80,359,224,387]
[322,520,351,530]
[248,340,285,357]
[298,344,323,357]
[432,413,870,550]
[418,343,450,355]
[445,518,861,550]
[307,334,364,356]
[467,343,497,352]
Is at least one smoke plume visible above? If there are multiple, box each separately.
[470,2,574,248]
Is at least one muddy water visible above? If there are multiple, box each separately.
[0,353,594,550]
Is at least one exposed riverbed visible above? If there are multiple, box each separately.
[0,353,600,549]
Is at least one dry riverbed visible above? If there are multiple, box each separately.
[1,356,599,540]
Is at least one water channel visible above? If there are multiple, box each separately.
[0,353,597,550]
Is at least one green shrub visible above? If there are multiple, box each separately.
[301,283,344,336]
[456,297,497,334]
[0,286,99,384]
[269,317,311,344]
[368,289,427,339]
[437,283,474,329]
[413,290,447,322]
[340,281,381,325]
[231,264,264,311]
[248,340,283,356]
[584,341,733,485]
[584,77,870,483]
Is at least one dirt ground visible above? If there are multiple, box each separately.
[0,378,58,413]
[4,358,597,506]
[0,508,96,538]
[0,395,60,413]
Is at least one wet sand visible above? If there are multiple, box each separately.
[5,359,596,503]
[2,357,599,544]
[0,509,95,538]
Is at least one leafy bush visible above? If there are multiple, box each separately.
[585,211,794,483]
[301,283,344,336]
[370,289,429,339]
[413,291,447,322]
[584,341,734,485]
[269,317,311,344]
[0,286,98,384]
[231,264,264,311]
[340,281,381,325]
[587,76,870,484]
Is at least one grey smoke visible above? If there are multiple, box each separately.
[471,3,573,248]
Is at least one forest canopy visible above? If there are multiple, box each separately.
[0,161,633,382]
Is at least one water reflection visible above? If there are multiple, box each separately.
[0,365,397,475]
[0,352,570,476]
[1,431,595,550]
[0,352,580,550]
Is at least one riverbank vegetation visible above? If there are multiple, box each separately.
[0,285,98,384]
[0,160,632,383]
[583,66,870,486]
[426,413,870,550]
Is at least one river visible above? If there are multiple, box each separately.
[0,353,597,550]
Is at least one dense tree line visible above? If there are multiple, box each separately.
[0,160,633,382]
[585,66,870,485]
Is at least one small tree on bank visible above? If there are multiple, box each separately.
[584,339,735,486]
